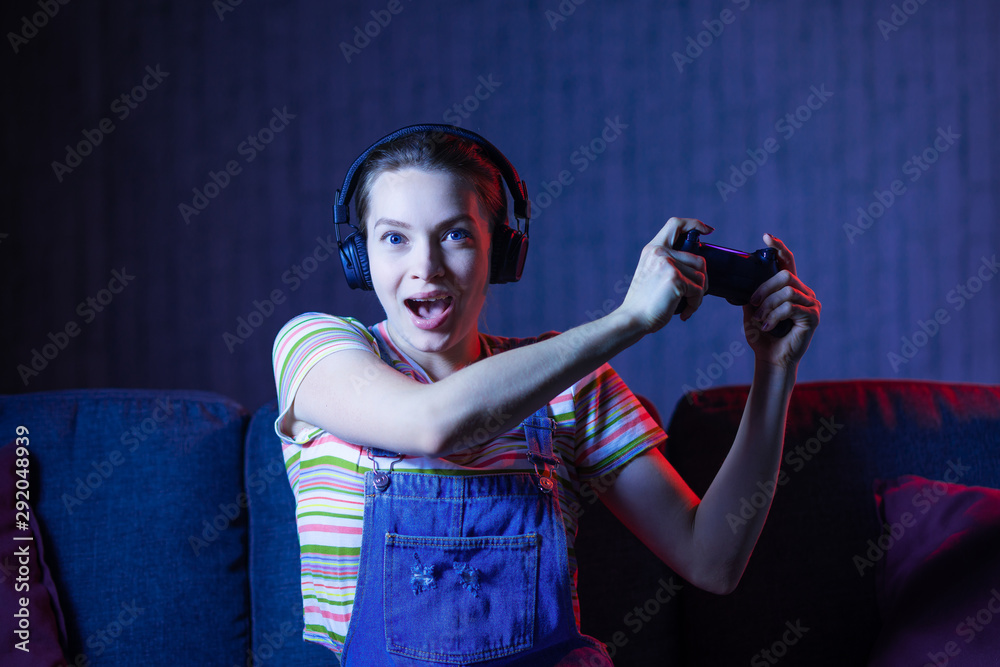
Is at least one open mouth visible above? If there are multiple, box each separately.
[404,295,454,328]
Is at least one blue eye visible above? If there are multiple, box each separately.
[382,232,404,245]
[446,229,471,242]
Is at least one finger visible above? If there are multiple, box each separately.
[676,265,708,320]
[749,268,813,307]
[667,250,707,290]
[667,247,708,274]
[668,218,716,249]
[649,217,715,249]
[763,233,797,276]
[679,287,703,321]
[756,299,820,333]
[749,287,819,329]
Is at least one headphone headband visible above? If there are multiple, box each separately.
[333,124,531,226]
[333,124,531,289]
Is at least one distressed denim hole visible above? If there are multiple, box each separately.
[409,553,436,595]
[384,533,538,663]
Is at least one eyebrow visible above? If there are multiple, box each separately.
[371,214,476,231]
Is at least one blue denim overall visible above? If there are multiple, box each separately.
[341,408,614,666]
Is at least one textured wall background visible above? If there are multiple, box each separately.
[2,0,998,411]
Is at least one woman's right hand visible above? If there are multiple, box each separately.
[616,217,714,335]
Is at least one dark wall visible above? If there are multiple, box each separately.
[3,0,998,412]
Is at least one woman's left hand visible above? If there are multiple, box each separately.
[744,234,821,370]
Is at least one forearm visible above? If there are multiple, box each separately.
[426,309,645,455]
[689,360,796,590]
[294,217,712,456]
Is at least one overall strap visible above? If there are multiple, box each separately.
[523,406,559,493]
[367,331,405,488]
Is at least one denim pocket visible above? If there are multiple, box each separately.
[383,532,539,664]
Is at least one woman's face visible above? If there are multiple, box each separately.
[365,167,492,365]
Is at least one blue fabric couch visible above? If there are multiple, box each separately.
[2,379,999,666]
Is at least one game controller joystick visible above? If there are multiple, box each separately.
[672,230,793,338]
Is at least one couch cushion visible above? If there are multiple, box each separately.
[867,475,1000,666]
[245,400,335,664]
[665,380,1000,666]
[0,389,251,666]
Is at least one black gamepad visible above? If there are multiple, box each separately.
[672,230,793,338]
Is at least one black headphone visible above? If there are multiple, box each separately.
[333,124,531,290]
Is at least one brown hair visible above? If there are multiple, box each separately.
[353,131,508,237]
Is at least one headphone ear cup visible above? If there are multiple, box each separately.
[490,224,528,284]
[352,233,373,290]
[339,229,374,290]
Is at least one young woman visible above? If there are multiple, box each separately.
[272,127,821,666]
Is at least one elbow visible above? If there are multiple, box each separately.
[694,574,740,596]
[689,559,744,596]
[410,400,465,458]
[703,574,740,596]
[388,388,455,457]
[428,426,479,458]
[412,392,491,458]
[420,426,494,460]
[412,424,451,458]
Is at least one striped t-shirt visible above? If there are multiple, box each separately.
[272,312,666,655]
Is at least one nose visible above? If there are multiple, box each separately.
[410,238,446,281]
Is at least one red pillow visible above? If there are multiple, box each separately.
[0,440,68,665]
[867,473,1000,666]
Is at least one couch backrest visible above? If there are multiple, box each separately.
[245,400,336,665]
[665,379,1000,666]
[0,389,251,666]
